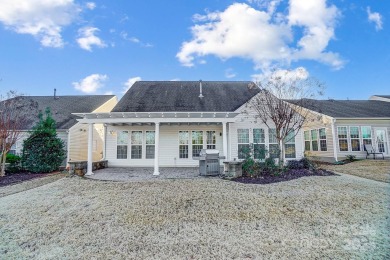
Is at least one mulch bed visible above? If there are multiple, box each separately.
[0,173,54,187]
[233,169,336,185]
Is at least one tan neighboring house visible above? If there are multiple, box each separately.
[10,95,117,166]
[289,96,390,162]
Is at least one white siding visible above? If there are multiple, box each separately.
[106,124,223,167]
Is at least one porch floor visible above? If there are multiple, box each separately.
[86,167,220,182]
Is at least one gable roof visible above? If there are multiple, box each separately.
[288,99,390,118]
[112,81,260,112]
[14,95,115,130]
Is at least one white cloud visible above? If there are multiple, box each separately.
[252,66,308,83]
[177,1,344,71]
[367,7,383,31]
[225,68,237,78]
[85,2,96,10]
[0,0,79,48]
[76,27,107,51]
[120,31,153,47]
[73,74,108,93]
[123,77,141,94]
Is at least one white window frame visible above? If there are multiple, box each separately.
[206,131,216,149]
[349,126,360,151]
[361,126,372,150]
[178,131,189,159]
[191,130,204,158]
[253,128,266,159]
[319,128,327,152]
[284,129,296,159]
[337,126,349,152]
[237,129,250,159]
[304,130,311,151]
[268,128,279,159]
[145,131,155,159]
[311,129,319,151]
[116,130,129,159]
[131,130,143,159]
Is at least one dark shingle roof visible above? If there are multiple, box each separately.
[14,95,115,129]
[113,81,260,112]
[374,95,390,99]
[288,99,390,118]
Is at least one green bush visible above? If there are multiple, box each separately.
[22,108,65,173]
[6,153,21,164]
[5,154,22,174]
[345,155,356,162]
[241,146,256,177]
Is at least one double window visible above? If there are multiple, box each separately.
[178,130,218,158]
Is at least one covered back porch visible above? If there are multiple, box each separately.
[74,112,238,175]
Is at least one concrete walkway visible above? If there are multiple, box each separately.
[86,167,219,182]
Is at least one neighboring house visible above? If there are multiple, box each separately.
[74,81,304,175]
[290,98,390,162]
[9,95,117,166]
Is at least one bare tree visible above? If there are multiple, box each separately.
[0,92,37,176]
[245,69,324,166]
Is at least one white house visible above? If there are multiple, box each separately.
[74,81,304,175]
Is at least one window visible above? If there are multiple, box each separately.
[145,131,155,159]
[253,128,266,159]
[268,128,279,159]
[192,131,203,157]
[117,131,129,159]
[131,131,142,159]
[350,126,360,151]
[284,129,296,158]
[304,130,311,151]
[179,131,189,158]
[311,129,318,151]
[237,129,250,159]
[361,126,372,148]
[206,131,216,149]
[338,127,348,151]
[319,128,327,151]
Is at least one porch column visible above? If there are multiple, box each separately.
[153,122,160,175]
[102,124,107,160]
[86,123,94,176]
[222,122,228,159]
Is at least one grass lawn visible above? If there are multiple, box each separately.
[320,159,390,183]
[0,174,389,259]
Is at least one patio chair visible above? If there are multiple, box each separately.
[364,144,384,160]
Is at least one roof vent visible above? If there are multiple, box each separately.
[199,80,204,98]
[54,88,59,100]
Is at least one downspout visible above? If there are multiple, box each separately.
[103,124,107,160]
[331,118,338,162]
[66,129,71,168]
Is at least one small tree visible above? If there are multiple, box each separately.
[0,92,37,176]
[22,108,65,173]
[245,69,324,166]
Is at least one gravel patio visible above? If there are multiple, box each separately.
[0,172,389,259]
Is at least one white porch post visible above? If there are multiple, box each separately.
[222,122,228,159]
[153,122,160,175]
[86,123,94,176]
[102,124,107,160]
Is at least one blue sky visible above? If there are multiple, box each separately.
[0,0,388,100]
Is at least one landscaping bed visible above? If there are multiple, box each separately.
[234,168,336,184]
[0,173,50,187]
